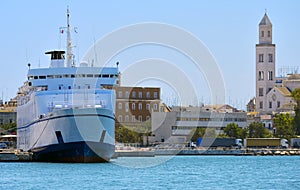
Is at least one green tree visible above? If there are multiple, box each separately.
[247,122,272,138]
[190,128,216,142]
[223,123,241,138]
[115,126,139,143]
[223,123,248,139]
[291,88,300,135]
[273,113,295,140]
[0,122,17,135]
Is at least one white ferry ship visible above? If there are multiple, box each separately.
[17,8,119,162]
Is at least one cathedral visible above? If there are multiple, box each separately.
[253,12,300,128]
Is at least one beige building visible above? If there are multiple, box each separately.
[255,13,276,114]
[151,105,247,144]
[255,13,299,116]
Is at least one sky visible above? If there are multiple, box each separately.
[0,1,300,110]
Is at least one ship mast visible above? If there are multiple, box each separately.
[66,7,73,67]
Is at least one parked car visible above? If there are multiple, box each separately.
[0,142,8,149]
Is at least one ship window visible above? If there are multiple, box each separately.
[87,74,93,78]
[55,75,62,78]
[63,74,70,78]
[68,86,71,89]
[59,86,61,90]
[39,76,46,79]
[28,76,34,80]
[34,76,38,79]
[47,75,54,79]
[71,74,75,78]
[103,74,109,78]
[94,74,101,78]
[110,74,114,78]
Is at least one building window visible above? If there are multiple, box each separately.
[259,54,264,62]
[132,91,136,98]
[268,54,273,62]
[269,101,272,108]
[138,115,142,122]
[154,92,158,99]
[138,92,143,99]
[118,115,122,122]
[146,92,150,99]
[261,31,264,37]
[146,103,150,110]
[153,103,158,110]
[277,101,280,108]
[118,91,122,98]
[259,101,263,109]
[258,71,264,80]
[259,88,264,97]
[118,102,122,110]
[125,91,129,99]
[146,116,150,121]
[125,103,129,112]
[132,116,136,122]
[138,103,142,110]
[268,31,270,37]
[268,71,273,81]
[125,115,129,122]
[132,103,136,110]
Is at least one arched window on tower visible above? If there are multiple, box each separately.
[259,71,264,80]
[268,71,273,81]
[268,31,271,37]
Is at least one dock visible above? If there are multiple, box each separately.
[0,149,32,162]
[2,148,300,162]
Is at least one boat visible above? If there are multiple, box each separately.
[16,8,119,162]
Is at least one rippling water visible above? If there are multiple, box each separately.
[1,156,300,189]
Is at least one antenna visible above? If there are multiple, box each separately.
[60,6,77,67]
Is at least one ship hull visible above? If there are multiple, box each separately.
[18,107,115,163]
[31,141,114,162]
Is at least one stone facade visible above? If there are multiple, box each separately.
[255,13,276,114]
[255,13,299,116]
[113,86,161,128]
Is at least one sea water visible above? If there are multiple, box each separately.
[1,156,300,190]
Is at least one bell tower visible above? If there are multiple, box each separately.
[255,13,276,113]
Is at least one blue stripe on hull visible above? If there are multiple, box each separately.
[31,141,115,163]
